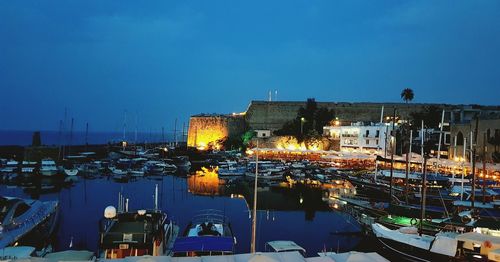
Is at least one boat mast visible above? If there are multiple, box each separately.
[462,137,467,201]
[419,142,428,236]
[85,122,89,152]
[389,108,396,204]
[421,120,425,173]
[174,118,178,147]
[68,118,74,156]
[482,132,487,205]
[471,117,479,211]
[251,140,259,253]
[437,109,445,162]
[405,129,413,204]
[155,184,159,211]
[58,120,63,161]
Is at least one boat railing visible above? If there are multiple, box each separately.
[191,209,228,225]
[100,232,148,244]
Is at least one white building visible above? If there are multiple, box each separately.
[255,129,271,138]
[323,122,396,154]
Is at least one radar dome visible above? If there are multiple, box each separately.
[104,206,117,218]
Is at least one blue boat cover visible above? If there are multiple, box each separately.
[172,236,234,253]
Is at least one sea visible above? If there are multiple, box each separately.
[0,130,172,146]
[0,172,364,256]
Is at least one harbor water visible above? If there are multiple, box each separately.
[0,172,363,256]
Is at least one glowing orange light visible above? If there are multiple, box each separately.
[187,167,221,196]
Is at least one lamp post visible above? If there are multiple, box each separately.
[250,140,259,253]
[300,117,305,135]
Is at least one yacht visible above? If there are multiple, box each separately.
[98,190,178,259]
[40,159,58,177]
[172,209,235,257]
[218,161,246,177]
[0,160,19,173]
[0,196,59,250]
[20,161,37,175]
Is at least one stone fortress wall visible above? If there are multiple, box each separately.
[245,101,460,131]
[187,114,246,148]
[188,100,500,149]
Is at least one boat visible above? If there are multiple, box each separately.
[20,161,37,175]
[265,240,306,256]
[245,170,284,180]
[172,209,235,257]
[0,160,19,173]
[0,196,59,250]
[98,188,178,259]
[44,250,95,261]
[64,169,78,176]
[372,223,458,261]
[0,246,36,260]
[110,167,129,182]
[39,159,58,177]
[129,169,145,177]
[218,161,246,177]
[171,156,191,170]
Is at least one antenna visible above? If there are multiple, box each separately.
[85,122,89,151]
[174,118,178,146]
[380,106,384,123]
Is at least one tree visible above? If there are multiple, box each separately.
[275,98,335,141]
[401,88,414,103]
[409,106,442,129]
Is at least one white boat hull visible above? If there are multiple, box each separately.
[40,169,58,176]
[64,169,79,176]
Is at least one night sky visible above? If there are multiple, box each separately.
[1,1,499,132]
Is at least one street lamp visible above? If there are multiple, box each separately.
[300,117,305,135]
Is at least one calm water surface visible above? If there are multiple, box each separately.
[0,174,362,256]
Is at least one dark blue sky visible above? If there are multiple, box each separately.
[1,1,499,132]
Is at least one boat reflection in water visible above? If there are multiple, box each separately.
[187,167,224,196]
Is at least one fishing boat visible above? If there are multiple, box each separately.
[171,209,235,257]
[0,196,59,250]
[40,159,58,177]
[98,186,178,259]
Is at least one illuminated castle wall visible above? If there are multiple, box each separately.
[187,114,246,149]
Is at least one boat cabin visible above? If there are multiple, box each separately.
[99,210,171,259]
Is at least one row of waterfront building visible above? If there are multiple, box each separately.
[187,100,500,163]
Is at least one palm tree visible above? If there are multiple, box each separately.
[401,88,414,103]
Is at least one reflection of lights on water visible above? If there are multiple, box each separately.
[188,167,221,195]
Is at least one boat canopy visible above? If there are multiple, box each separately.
[319,251,389,262]
[456,232,500,246]
[267,241,306,253]
[172,236,234,253]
